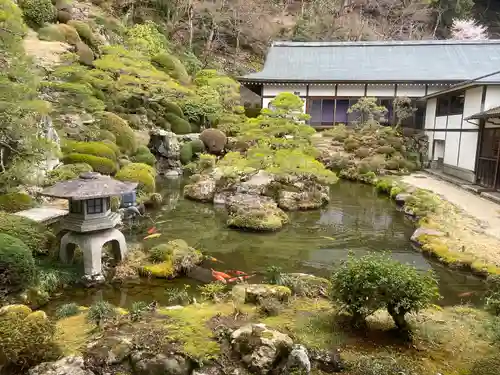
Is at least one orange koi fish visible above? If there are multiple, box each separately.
[211,270,227,283]
[147,227,157,235]
[227,275,255,283]
[457,291,474,298]
[143,233,161,240]
[211,269,231,279]
[227,270,247,276]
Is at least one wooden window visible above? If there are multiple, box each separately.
[436,93,465,116]
[86,198,104,214]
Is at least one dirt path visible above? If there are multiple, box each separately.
[402,173,500,239]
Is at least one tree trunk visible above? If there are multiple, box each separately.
[188,3,194,50]
[387,304,409,332]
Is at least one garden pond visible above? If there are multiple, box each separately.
[44,179,486,314]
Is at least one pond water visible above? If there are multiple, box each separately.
[44,179,486,314]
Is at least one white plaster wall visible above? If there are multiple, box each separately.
[458,132,478,171]
[366,84,395,97]
[435,116,447,130]
[309,85,335,96]
[447,114,462,130]
[434,131,445,140]
[444,132,460,166]
[484,85,500,111]
[262,85,307,96]
[462,86,482,129]
[396,85,426,97]
[427,86,444,94]
[434,140,445,160]
[336,84,365,96]
[424,98,437,130]
[425,131,435,161]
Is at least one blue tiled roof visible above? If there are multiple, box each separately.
[241,40,500,83]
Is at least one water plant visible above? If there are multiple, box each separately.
[56,303,81,319]
[87,301,117,326]
[129,301,149,322]
[165,285,191,305]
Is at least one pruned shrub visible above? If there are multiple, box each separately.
[144,192,162,208]
[115,163,155,193]
[404,189,440,217]
[0,192,35,213]
[87,301,117,325]
[131,147,156,166]
[62,140,117,161]
[358,155,386,174]
[322,124,349,141]
[180,143,193,165]
[355,146,371,158]
[55,0,72,11]
[0,234,35,292]
[0,213,54,254]
[76,41,94,66]
[68,20,96,49]
[56,10,71,23]
[165,113,191,135]
[97,112,137,154]
[162,101,184,118]
[190,139,205,154]
[200,128,227,155]
[344,139,360,152]
[62,153,117,175]
[330,253,439,330]
[375,178,395,195]
[38,24,80,45]
[258,297,283,317]
[19,0,55,26]
[152,53,190,84]
[56,303,80,319]
[45,163,93,186]
[190,123,200,133]
[376,145,396,155]
[0,306,59,368]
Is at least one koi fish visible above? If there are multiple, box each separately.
[143,233,161,240]
[457,291,474,298]
[147,227,157,235]
[226,270,247,276]
[211,270,227,283]
[211,269,232,279]
[321,236,336,241]
[227,275,255,283]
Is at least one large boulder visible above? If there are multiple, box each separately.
[235,170,274,196]
[131,352,192,375]
[284,344,311,374]
[275,179,330,211]
[283,273,331,298]
[28,356,94,375]
[183,176,216,202]
[232,284,291,304]
[85,334,133,366]
[226,194,289,232]
[200,129,227,155]
[148,129,181,174]
[231,323,293,375]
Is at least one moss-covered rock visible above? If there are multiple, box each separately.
[62,153,117,175]
[0,192,36,213]
[115,163,155,193]
[19,0,55,26]
[38,24,80,45]
[200,128,227,155]
[45,163,93,186]
[0,234,36,292]
[183,177,216,202]
[62,140,117,161]
[232,284,292,304]
[97,112,137,154]
[166,113,191,135]
[179,142,193,165]
[141,239,202,279]
[0,212,54,254]
[76,41,95,66]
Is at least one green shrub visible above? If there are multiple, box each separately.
[45,163,93,186]
[0,306,59,368]
[469,354,500,375]
[97,112,137,154]
[56,303,81,319]
[198,282,227,302]
[67,20,96,48]
[87,301,117,325]
[144,192,162,208]
[358,155,386,174]
[166,113,191,135]
[375,178,394,195]
[76,41,94,66]
[149,243,172,263]
[162,101,184,118]
[152,53,190,84]
[0,233,35,292]
[180,143,193,165]
[344,139,360,152]
[38,24,80,45]
[322,124,349,141]
[404,189,440,217]
[56,10,71,23]
[130,301,148,322]
[135,145,150,155]
[376,145,396,155]
[355,146,371,158]
[330,253,439,330]
[62,140,117,161]
[115,163,155,193]
[19,0,55,26]
[62,153,117,175]
[0,213,54,254]
[189,139,205,154]
[485,275,500,316]
[0,193,35,213]
[101,140,120,156]
[190,123,200,133]
[200,128,227,154]
[55,0,72,11]
[131,150,156,166]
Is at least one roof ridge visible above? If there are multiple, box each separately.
[272,39,500,47]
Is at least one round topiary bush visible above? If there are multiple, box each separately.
[62,140,117,161]
[151,53,190,84]
[0,213,54,254]
[144,192,163,209]
[200,128,227,155]
[190,139,206,154]
[19,0,55,26]
[101,140,120,156]
[180,143,193,165]
[0,234,36,291]
[355,146,371,159]
[56,10,71,23]
[161,101,184,118]
[0,193,36,213]
[38,24,80,45]
[97,112,137,154]
[190,123,200,133]
[76,41,94,66]
[68,20,95,48]
[55,0,72,11]
[376,145,396,155]
[165,113,191,135]
[62,153,117,175]
[44,163,93,186]
[131,150,156,166]
[115,163,155,193]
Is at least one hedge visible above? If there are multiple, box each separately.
[151,53,190,84]
[45,163,93,186]
[0,213,54,255]
[0,234,35,292]
[180,143,193,165]
[165,113,191,135]
[115,163,155,193]
[190,139,205,154]
[62,140,117,161]
[162,101,184,118]
[38,24,80,45]
[19,0,55,26]
[97,112,137,154]
[0,193,36,213]
[62,153,117,175]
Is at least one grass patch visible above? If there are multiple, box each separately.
[55,313,94,355]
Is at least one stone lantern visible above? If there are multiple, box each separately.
[41,172,138,278]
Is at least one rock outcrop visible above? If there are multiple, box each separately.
[28,356,94,375]
[149,129,181,176]
[232,284,292,304]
